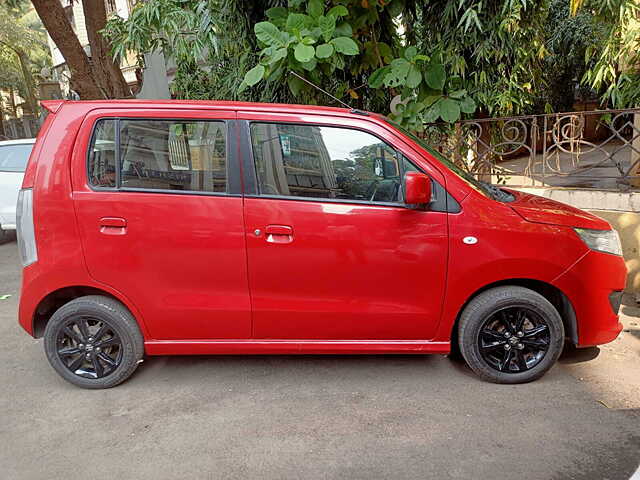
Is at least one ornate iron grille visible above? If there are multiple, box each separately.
[422,108,640,190]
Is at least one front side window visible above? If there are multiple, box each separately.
[250,123,415,203]
[87,118,228,193]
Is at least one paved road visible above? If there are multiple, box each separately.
[0,239,638,479]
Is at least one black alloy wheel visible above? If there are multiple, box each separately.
[458,286,564,384]
[478,307,550,373]
[56,316,123,379]
[44,295,144,389]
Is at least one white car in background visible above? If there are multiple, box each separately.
[0,138,35,243]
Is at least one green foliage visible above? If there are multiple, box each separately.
[239,3,360,94]
[241,1,478,129]
[538,0,605,111]
[0,3,49,113]
[575,0,640,108]
[104,0,638,131]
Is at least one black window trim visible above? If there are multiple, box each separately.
[241,119,457,212]
[85,116,241,197]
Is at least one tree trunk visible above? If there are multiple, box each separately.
[15,49,39,116]
[82,0,131,98]
[31,0,104,99]
[0,103,5,139]
[9,89,17,117]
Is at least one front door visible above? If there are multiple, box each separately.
[72,109,251,340]
[240,116,448,340]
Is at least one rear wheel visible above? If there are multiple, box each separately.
[458,286,564,384]
[43,295,144,389]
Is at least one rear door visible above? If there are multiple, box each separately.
[239,112,449,340]
[71,109,251,340]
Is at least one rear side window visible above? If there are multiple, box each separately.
[0,143,34,173]
[87,118,228,193]
[249,122,415,203]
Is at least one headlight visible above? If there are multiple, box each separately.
[574,228,622,256]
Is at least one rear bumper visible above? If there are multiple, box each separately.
[553,251,626,347]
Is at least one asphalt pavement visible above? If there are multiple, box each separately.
[0,238,638,479]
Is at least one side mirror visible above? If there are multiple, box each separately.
[404,172,431,205]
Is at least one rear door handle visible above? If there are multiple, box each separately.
[99,217,127,235]
[265,224,293,244]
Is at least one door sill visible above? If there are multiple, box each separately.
[145,339,450,355]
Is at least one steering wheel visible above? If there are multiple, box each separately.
[366,180,380,202]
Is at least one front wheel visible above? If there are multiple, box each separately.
[43,295,144,389]
[458,286,564,384]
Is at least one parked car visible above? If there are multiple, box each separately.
[0,138,35,242]
[17,100,626,388]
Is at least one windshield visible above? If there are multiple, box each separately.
[384,119,514,202]
[0,143,33,172]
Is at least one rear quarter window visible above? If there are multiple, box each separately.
[87,118,228,193]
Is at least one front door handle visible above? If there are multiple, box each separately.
[265,225,293,244]
[99,217,127,235]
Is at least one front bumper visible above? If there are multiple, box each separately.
[553,250,627,347]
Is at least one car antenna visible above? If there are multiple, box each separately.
[288,71,369,116]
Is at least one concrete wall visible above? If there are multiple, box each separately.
[517,188,640,294]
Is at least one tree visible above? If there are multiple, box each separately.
[104,0,636,127]
[31,0,131,99]
[572,0,640,108]
[0,3,48,115]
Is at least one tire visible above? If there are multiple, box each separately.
[458,286,564,384]
[43,295,144,389]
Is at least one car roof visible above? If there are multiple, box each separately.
[0,138,36,146]
[55,99,383,119]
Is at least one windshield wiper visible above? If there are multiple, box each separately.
[479,181,515,203]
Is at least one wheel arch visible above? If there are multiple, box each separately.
[31,286,146,339]
[449,278,578,355]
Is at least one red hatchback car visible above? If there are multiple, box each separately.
[16,100,626,388]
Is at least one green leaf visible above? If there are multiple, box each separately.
[377,42,393,63]
[269,47,288,64]
[439,98,461,123]
[302,36,316,45]
[316,43,334,59]
[449,89,466,99]
[460,96,476,114]
[404,46,417,61]
[255,22,284,47]
[318,15,336,42]
[294,43,315,63]
[406,64,422,88]
[425,62,446,90]
[287,73,305,96]
[286,13,311,32]
[301,57,317,70]
[369,65,391,88]
[244,64,265,87]
[385,58,411,87]
[422,104,440,123]
[266,7,288,26]
[334,22,353,37]
[307,0,323,18]
[330,37,359,55]
[327,5,348,17]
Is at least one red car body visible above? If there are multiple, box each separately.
[18,100,626,355]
